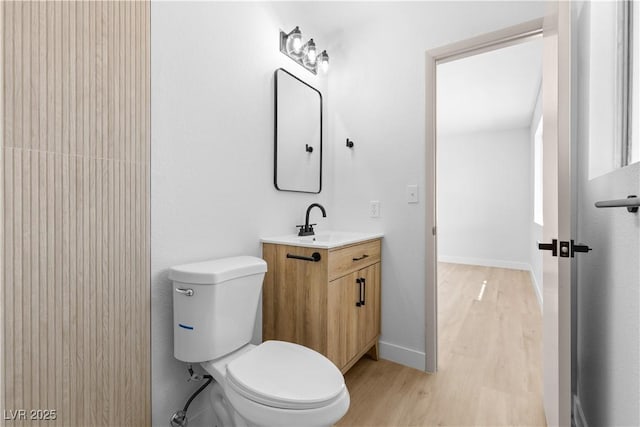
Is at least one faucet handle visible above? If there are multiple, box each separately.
[296,224,317,237]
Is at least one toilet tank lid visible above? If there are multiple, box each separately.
[169,256,267,285]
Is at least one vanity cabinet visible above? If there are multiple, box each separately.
[262,238,381,373]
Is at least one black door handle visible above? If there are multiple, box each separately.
[355,278,362,307]
[537,239,558,257]
[571,240,592,257]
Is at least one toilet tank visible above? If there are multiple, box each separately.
[169,256,267,363]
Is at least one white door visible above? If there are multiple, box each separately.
[573,1,640,425]
[541,2,572,426]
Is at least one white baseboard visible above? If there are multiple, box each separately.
[573,394,588,427]
[527,265,543,312]
[378,341,426,371]
[438,255,530,271]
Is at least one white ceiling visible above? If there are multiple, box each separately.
[437,37,543,135]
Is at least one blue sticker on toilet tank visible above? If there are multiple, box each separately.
[178,323,194,330]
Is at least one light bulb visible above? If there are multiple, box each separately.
[319,51,329,73]
[292,37,302,53]
[285,27,303,57]
[307,49,317,63]
[303,39,317,67]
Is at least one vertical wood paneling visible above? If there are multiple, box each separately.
[3,1,13,149]
[68,155,78,427]
[37,2,46,154]
[29,148,38,413]
[4,148,15,412]
[37,152,47,410]
[53,152,63,425]
[14,148,24,412]
[45,151,55,420]
[0,0,4,415]
[14,1,22,149]
[2,2,150,425]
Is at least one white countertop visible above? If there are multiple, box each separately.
[260,231,384,249]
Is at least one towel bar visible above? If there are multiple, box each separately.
[286,252,322,262]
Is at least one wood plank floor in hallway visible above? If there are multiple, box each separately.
[336,263,546,426]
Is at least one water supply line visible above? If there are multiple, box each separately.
[170,365,214,427]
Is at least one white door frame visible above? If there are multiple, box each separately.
[424,18,544,373]
[542,2,573,425]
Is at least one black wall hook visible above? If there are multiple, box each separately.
[346,138,354,148]
[305,144,313,153]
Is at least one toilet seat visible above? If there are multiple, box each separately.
[225,381,350,427]
[225,340,345,410]
[201,341,350,426]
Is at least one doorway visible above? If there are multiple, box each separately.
[426,7,578,426]
[433,37,546,423]
[424,18,544,373]
[436,33,543,358]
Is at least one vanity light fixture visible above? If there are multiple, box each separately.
[280,27,329,75]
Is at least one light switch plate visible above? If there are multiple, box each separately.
[407,184,418,203]
[370,201,380,218]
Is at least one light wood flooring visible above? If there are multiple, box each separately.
[336,263,545,426]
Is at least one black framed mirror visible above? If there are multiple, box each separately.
[274,68,322,193]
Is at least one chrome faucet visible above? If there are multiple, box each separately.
[297,203,327,236]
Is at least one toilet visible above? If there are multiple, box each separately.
[170,256,350,427]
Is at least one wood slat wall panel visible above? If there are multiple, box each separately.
[2,1,150,425]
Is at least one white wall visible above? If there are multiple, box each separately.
[574,3,640,425]
[437,129,532,270]
[151,1,545,424]
[151,3,333,425]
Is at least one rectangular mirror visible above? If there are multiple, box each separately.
[274,68,322,193]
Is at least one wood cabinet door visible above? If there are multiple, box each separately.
[327,272,361,369]
[262,244,328,354]
[358,263,380,351]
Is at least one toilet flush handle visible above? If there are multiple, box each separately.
[175,288,194,297]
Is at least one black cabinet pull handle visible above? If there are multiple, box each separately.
[352,254,369,262]
[355,278,362,307]
[286,252,321,262]
[361,278,366,306]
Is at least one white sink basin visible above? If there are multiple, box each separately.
[261,231,384,249]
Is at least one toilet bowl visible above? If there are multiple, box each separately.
[202,341,349,427]
[170,256,350,426]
